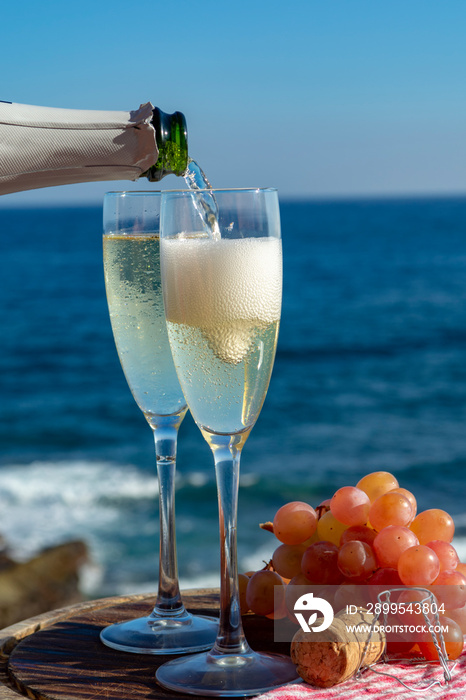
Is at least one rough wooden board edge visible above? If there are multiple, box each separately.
[0,589,219,699]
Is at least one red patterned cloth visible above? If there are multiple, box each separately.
[256,653,466,699]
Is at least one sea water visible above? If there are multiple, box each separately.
[2,198,466,596]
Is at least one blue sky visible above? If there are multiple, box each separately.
[1,0,466,206]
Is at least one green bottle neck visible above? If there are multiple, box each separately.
[144,109,188,181]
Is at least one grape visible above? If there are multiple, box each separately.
[334,583,371,612]
[431,570,466,610]
[367,567,403,587]
[410,509,455,544]
[373,525,419,569]
[283,574,336,623]
[445,603,466,634]
[265,597,289,620]
[425,540,459,572]
[315,498,331,519]
[340,525,377,548]
[369,492,413,531]
[272,543,307,580]
[389,487,417,518]
[356,471,399,502]
[367,567,403,604]
[301,530,320,547]
[301,541,342,584]
[245,569,285,616]
[418,616,464,661]
[248,470,463,671]
[337,541,377,580]
[317,510,349,546]
[397,545,440,586]
[238,573,250,614]
[386,637,415,655]
[395,589,444,655]
[284,573,312,619]
[273,501,318,545]
[330,486,371,527]
[396,587,431,625]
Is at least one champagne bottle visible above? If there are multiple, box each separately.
[0,101,188,196]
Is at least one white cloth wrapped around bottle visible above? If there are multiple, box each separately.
[0,101,158,195]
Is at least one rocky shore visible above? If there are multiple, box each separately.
[0,538,88,628]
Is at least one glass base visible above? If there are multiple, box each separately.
[100,612,218,655]
[155,649,301,696]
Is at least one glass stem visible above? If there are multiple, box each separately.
[209,433,251,656]
[147,412,188,619]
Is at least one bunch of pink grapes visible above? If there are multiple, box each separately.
[242,471,465,662]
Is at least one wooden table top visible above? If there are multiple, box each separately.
[0,590,290,700]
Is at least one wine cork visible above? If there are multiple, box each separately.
[290,607,385,688]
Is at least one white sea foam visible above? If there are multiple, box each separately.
[0,459,158,561]
[0,459,268,599]
[180,471,210,488]
[240,543,275,573]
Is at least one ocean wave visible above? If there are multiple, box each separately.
[177,471,259,490]
[0,459,158,560]
[0,458,261,598]
[241,543,275,573]
[0,459,159,503]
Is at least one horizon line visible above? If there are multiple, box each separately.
[1,189,466,211]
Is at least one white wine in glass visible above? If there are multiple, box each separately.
[156,189,299,695]
[100,191,218,655]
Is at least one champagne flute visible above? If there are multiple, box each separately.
[156,189,299,695]
[100,191,218,654]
